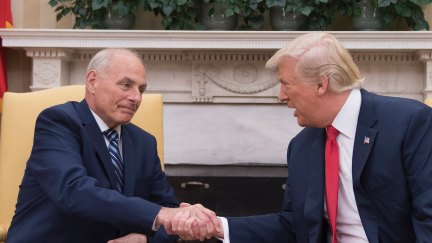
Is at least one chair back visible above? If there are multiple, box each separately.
[0,85,164,241]
[425,98,432,107]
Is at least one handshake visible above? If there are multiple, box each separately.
[107,203,223,243]
[157,202,223,241]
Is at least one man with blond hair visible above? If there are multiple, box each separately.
[168,33,432,242]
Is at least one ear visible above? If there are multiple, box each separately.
[86,70,97,94]
[317,75,329,96]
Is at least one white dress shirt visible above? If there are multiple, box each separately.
[90,109,122,154]
[328,88,368,242]
[220,88,369,243]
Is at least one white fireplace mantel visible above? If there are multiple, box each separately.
[2,29,432,50]
[2,29,432,165]
[1,29,432,102]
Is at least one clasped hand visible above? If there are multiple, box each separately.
[158,203,223,241]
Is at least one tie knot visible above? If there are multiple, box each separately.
[103,129,119,142]
[326,125,339,140]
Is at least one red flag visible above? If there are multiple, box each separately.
[0,0,13,112]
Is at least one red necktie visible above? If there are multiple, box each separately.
[325,125,340,243]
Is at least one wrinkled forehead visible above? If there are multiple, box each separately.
[277,57,299,75]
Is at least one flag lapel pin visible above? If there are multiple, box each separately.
[364,136,370,144]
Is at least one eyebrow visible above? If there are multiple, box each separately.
[118,77,135,84]
[119,77,147,90]
[280,76,296,83]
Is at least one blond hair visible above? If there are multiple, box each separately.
[266,33,363,92]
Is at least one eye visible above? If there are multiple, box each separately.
[280,80,291,89]
[119,82,131,90]
[282,76,297,89]
[138,86,146,94]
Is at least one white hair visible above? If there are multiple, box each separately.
[87,48,144,74]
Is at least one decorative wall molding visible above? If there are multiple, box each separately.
[1,29,432,102]
[418,51,432,99]
[26,48,74,90]
[352,52,417,63]
[75,51,95,62]
[192,62,277,103]
[26,48,75,60]
[2,29,432,50]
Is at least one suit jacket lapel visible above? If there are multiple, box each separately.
[352,126,377,184]
[352,90,378,185]
[121,126,136,197]
[304,130,326,239]
[352,89,379,243]
[76,100,118,190]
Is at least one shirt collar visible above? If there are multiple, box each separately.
[331,88,361,139]
[89,108,122,137]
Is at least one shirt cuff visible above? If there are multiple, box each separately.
[152,217,159,231]
[218,217,230,243]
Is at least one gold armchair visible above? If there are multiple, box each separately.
[0,85,164,241]
[425,98,432,107]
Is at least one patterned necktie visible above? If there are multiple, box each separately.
[104,129,124,192]
[325,125,340,243]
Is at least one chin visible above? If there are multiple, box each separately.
[297,120,314,128]
[296,118,307,127]
[117,117,133,125]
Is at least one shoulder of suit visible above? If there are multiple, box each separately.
[39,101,80,116]
[370,92,428,114]
[292,127,323,143]
[122,123,154,139]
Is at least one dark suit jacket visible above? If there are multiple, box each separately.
[7,100,179,243]
[228,89,432,242]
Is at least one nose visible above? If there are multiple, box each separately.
[128,87,142,104]
[278,86,287,102]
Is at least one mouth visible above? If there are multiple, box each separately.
[130,103,137,112]
[119,105,136,115]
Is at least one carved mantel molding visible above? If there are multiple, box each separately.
[1,29,432,102]
[2,29,432,50]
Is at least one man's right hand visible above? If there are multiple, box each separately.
[166,210,225,241]
[156,203,222,241]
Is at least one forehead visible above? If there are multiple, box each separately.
[110,53,144,68]
[106,55,146,76]
[278,57,298,79]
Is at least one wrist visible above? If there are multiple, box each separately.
[214,218,224,238]
[214,230,224,239]
[155,207,169,228]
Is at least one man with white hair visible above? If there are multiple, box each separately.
[7,48,220,243]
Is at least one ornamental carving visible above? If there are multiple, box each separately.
[417,51,432,98]
[352,52,416,63]
[427,62,432,87]
[34,60,59,85]
[193,64,212,102]
[195,63,277,94]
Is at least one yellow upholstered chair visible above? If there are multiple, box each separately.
[0,85,164,242]
[425,98,432,107]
